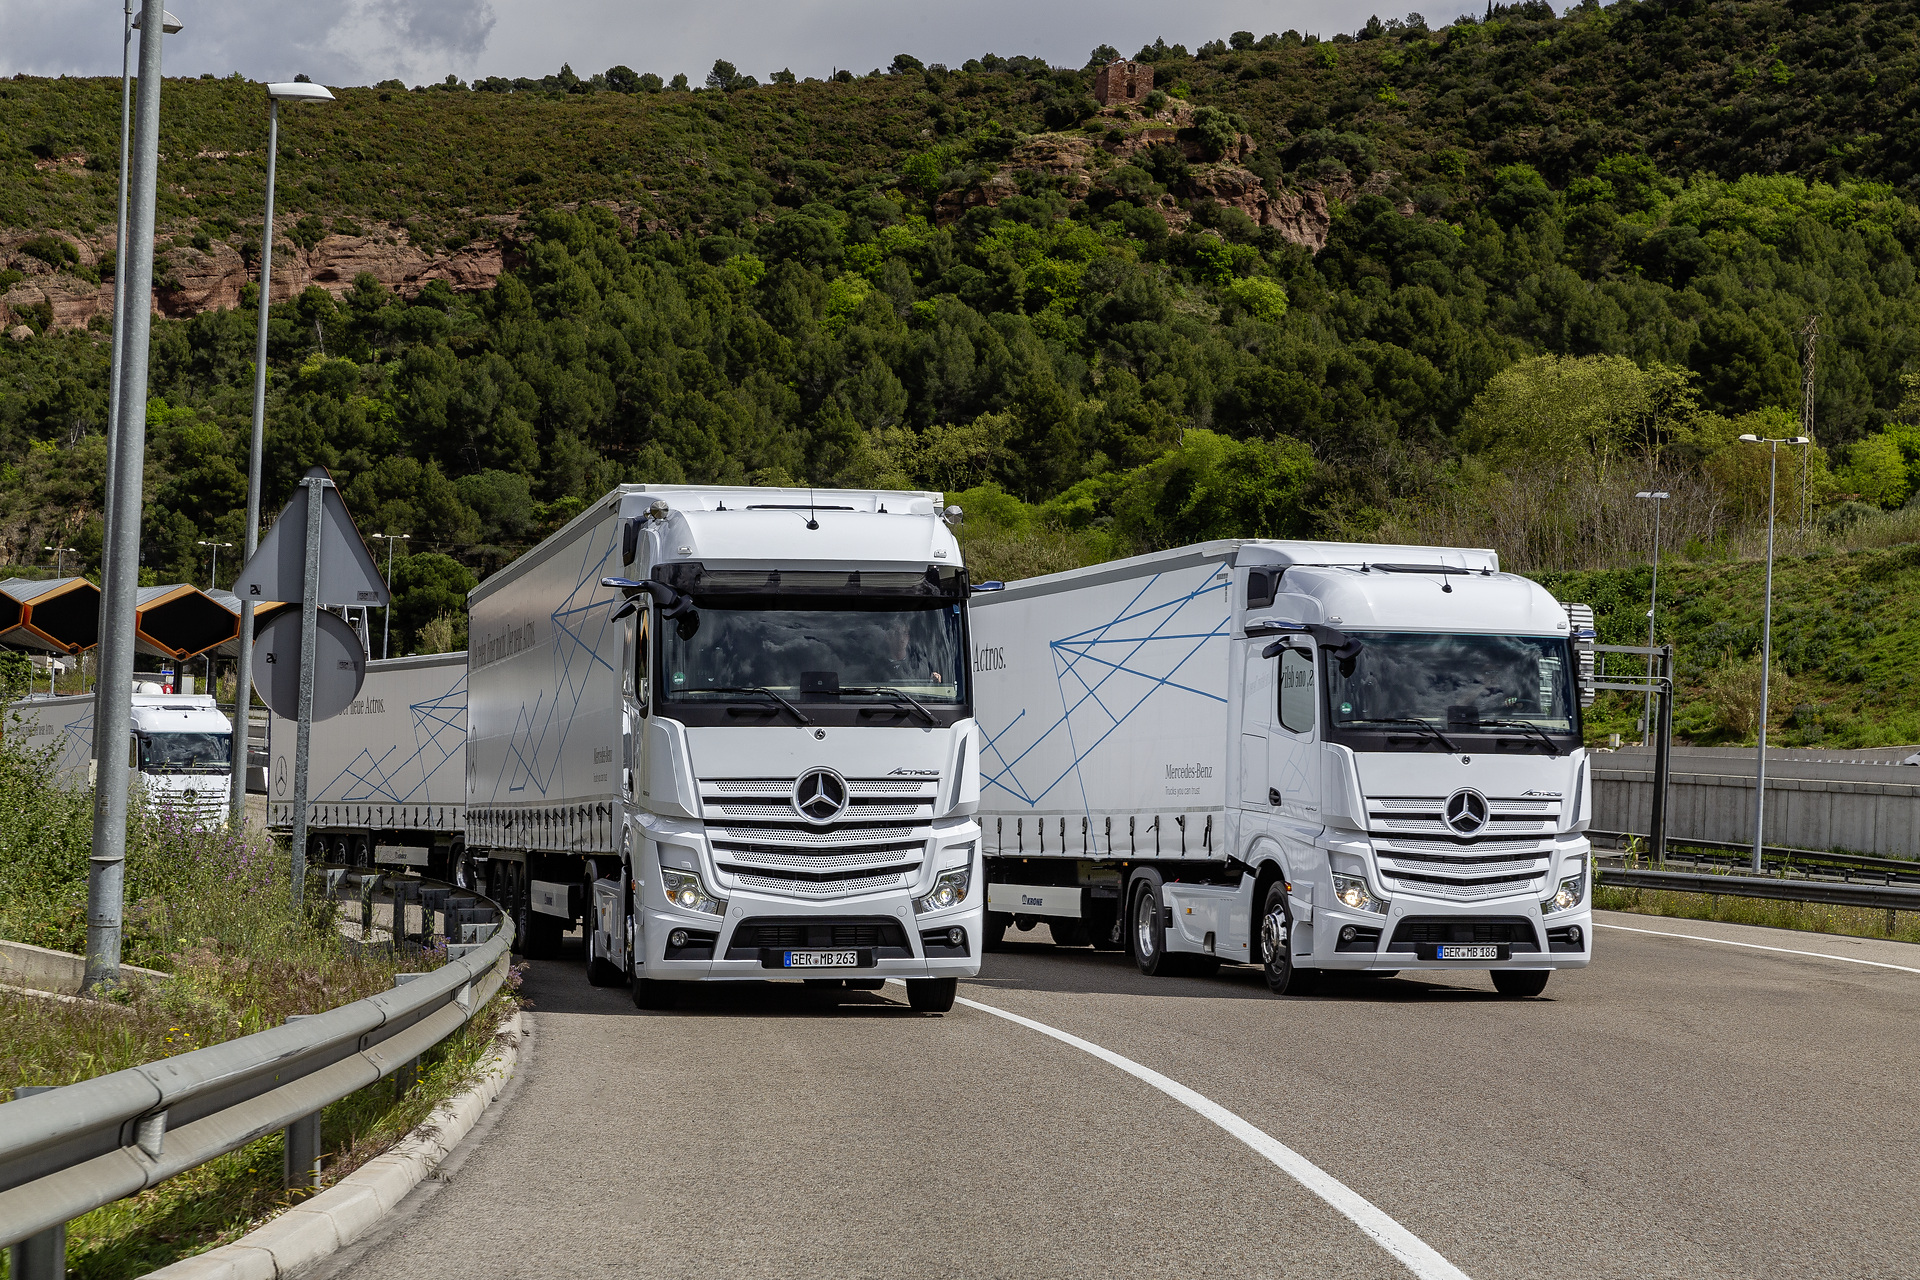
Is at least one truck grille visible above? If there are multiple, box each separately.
[1367,794,1559,900]
[699,775,937,900]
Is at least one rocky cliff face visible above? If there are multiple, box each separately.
[0,221,517,335]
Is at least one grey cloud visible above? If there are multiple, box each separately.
[2,0,1489,85]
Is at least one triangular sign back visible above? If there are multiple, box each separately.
[230,466,391,607]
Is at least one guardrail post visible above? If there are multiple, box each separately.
[281,1015,323,1194]
[1651,645,1673,867]
[391,973,426,1097]
[8,1086,65,1280]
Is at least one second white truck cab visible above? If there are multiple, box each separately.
[971,539,1593,998]
[9,691,234,826]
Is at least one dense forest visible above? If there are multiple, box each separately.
[5,0,1920,700]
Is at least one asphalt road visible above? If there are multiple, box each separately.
[316,911,1920,1280]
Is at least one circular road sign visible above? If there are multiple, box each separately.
[251,608,367,721]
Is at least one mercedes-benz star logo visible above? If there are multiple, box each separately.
[793,768,849,824]
[1443,788,1490,836]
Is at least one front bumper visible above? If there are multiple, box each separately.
[636,889,984,982]
[1305,893,1592,972]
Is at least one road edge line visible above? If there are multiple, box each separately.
[141,1010,525,1279]
[950,991,1472,1280]
[1594,922,1920,974]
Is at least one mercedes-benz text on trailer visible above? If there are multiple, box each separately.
[465,485,983,1012]
[969,540,1594,998]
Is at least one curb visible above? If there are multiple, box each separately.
[141,1010,525,1280]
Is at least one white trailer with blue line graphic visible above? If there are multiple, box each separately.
[969,539,1596,997]
[267,651,468,876]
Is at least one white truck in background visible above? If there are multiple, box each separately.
[7,692,234,826]
[266,651,468,878]
[969,539,1594,998]
[466,484,984,1012]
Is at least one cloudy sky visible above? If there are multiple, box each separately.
[3,0,1494,87]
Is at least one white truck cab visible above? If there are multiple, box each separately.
[9,691,233,827]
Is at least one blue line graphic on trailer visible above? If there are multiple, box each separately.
[317,671,467,804]
[980,565,1230,811]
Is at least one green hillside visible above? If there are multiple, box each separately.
[3,1,1920,747]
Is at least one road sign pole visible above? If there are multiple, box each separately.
[84,0,168,994]
[289,474,327,914]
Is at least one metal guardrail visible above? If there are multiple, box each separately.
[1590,830,1920,879]
[1597,864,1920,912]
[0,872,514,1257]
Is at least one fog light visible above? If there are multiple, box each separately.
[1339,925,1357,945]
[947,926,963,946]
[1566,925,1583,947]
[668,928,689,947]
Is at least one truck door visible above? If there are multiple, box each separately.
[1271,645,1317,813]
[1238,648,1270,810]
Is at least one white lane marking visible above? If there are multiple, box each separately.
[1596,922,1920,975]
[890,981,1469,1280]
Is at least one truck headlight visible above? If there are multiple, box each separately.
[1543,871,1586,914]
[914,865,971,914]
[1332,874,1387,915]
[660,867,725,916]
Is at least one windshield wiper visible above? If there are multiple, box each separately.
[1474,719,1561,757]
[678,685,813,725]
[1346,718,1461,754]
[839,685,937,725]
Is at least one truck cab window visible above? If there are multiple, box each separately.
[633,613,650,714]
[1277,647,1315,735]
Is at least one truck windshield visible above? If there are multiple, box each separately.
[142,732,232,771]
[1324,633,1578,744]
[660,599,968,719]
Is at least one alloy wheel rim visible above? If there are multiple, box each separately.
[1261,911,1288,970]
[1135,893,1157,958]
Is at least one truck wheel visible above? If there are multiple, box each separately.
[1260,880,1320,997]
[1492,970,1550,998]
[905,977,957,1012]
[1129,872,1184,977]
[451,847,474,891]
[1050,918,1089,947]
[586,943,624,988]
[351,833,372,867]
[981,912,1009,952]
[630,976,678,1010]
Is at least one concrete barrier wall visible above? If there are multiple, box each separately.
[1594,749,1920,858]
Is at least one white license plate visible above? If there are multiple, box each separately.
[1436,944,1500,960]
[784,949,859,968]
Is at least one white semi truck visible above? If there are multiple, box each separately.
[465,484,985,1012]
[7,691,234,826]
[266,651,468,877]
[969,539,1593,998]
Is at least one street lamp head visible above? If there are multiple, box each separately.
[266,82,337,103]
[131,9,184,33]
[1634,491,1671,500]
[1737,434,1761,442]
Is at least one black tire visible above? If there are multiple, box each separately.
[1129,873,1183,977]
[586,950,625,987]
[631,976,678,1010]
[451,845,474,891]
[980,912,1010,952]
[308,833,328,866]
[1050,918,1090,947]
[905,976,957,1012]
[1259,880,1320,996]
[1492,969,1550,998]
[351,833,372,868]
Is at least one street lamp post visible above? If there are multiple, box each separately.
[1737,432,1810,872]
[1634,490,1670,745]
[370,533,409,659]
[43,543,68,577]
[196,538,233,588]
[230,79,336,829]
